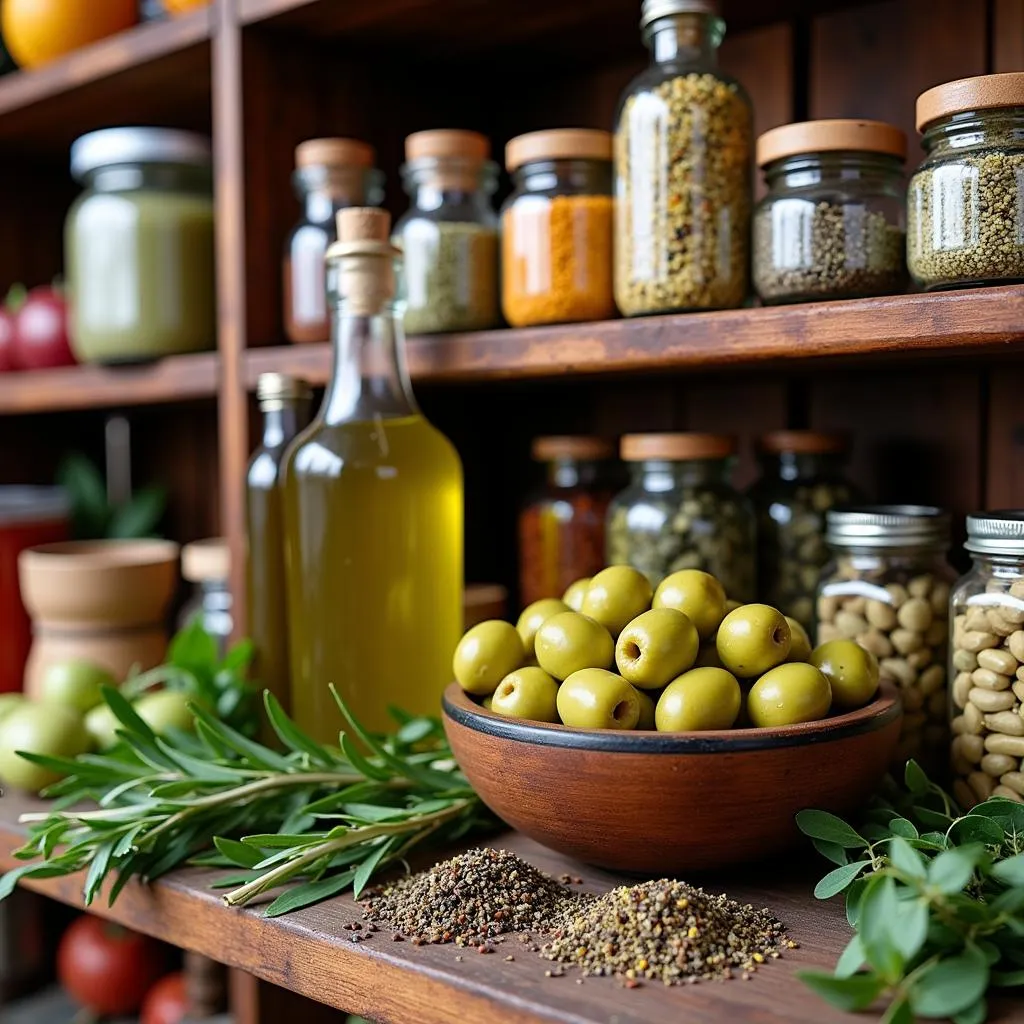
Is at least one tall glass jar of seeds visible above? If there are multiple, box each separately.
[753,120,908,304]
[607,433,755,600]
[908,73,1024,289]
[394,130,500,334]
[818,506,954,776]
[748,431,861,633]
[614,0,752,316]
[949,512,1024,810]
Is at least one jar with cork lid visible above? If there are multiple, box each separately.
[501,130,615,327]
[394,129,500,335]
[283,138,384,344]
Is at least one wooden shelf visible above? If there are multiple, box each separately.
[244,286,1024,388]
[0,352,218,415]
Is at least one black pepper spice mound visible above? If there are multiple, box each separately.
[361,847,587,947]
[543,879,792,985]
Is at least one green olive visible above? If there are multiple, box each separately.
[562,578,591,612]
[134,690,196,735]
[655,668,741,731]
[516,599,570,658]
[810,640,880,709]
[39,659,116,714]
[747,663,832,728]
[535,612,614,681]
[634,687,656,730]
[491,667,559,723]
[453,620,525,695]
[653,570,727,640]
[85,702,121,750]
[693,643,724,669]
[0,703,90,792]
[481,695,493,710]
[716,604,791,678]
[786,618,813,663]
[615,608,699,689]
[581,566,653,638]
[557,669,640,730]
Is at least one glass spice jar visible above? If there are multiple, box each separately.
[614,0,752,316]
[179,539,232,657]
[753,120,908,304]
[748,431,861,633]
[518,436,614,606]
[949,512,1024,810]
[908,72,1024,289]
[606,433,755,600]
[283,138,384,344]
[501,129,615,327]
[818,506,954,776]
[394,130,500,335]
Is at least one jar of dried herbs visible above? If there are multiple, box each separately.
[607,433,755,600]
[502,130,614,327]
[394,130,500,334]
[614,0,752,316]
[753,120,908,304]
[908,73,1024,289]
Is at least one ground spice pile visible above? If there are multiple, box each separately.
[543,879,791,984]
[361,847,584,947]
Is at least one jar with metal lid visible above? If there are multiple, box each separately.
[179,538,232,656]
[519,436,614,606]
[818,506,954,774]
[614,0,752,316]
[501,130,614,327]
[606,433,754,599]
[66,128,215,363]
[908,72,1024,289]
[949,512,1024,809]
[284,138,384,345]
[394,130,499,335]
[748,431,861,633]
[753,120,908,304]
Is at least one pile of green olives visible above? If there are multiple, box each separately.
[452,566,883,733]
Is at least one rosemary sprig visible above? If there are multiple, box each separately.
[3,685,493,918]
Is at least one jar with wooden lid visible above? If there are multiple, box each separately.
[519,436,614,605]
[753,120,908,304]
[284,138,384,345]
[909,73,1024,289]
[394,130,499,335]
[180,538,232,656]
[614,0,752,316]
[748,431,861,633]
[606,433,754,599]
[501,130,614,327]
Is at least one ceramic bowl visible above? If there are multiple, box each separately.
[442,681,901,874]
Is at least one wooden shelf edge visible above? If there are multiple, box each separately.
[244,285,1024,388]
[0,351,219,415]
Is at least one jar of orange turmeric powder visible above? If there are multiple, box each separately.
[502,130,615,327]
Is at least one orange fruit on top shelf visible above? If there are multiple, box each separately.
[2,0,137,69]
[163,0,211,12]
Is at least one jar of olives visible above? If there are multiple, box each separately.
[818,506,954,775]
[748,431,861,633]
[606,433,755,600]
[518,436,614,607]
[949,512,1024,809]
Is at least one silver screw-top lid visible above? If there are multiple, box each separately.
[256,373,313,409]
[640,0,718,30]
[71,127,211,181]
[965,511,1024,555]
[826,505,951,549]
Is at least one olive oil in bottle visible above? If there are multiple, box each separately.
[246,373,312,732]
[282,208,463,739]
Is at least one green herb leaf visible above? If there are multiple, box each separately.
[991,969,1024,987]
[812,838,849,866]
[814,861,871,899]
[952,999,987,1024]
[929,846,983,894]
[904,760,929,796]
[795,810,867,848]
[882,996,914,1024]
[888,836,926,878]
[353,837,397,898]
[797,971,885,1011]
[910,947,989,1019]
[948,814,1005,846]
[888,817,919,840]
[835,934,866,978]
[968,798,1024,834]
[263,693,335,767]
[107,485,166,539]
[214,837,266,869]
[263,868,357,918]
[992,852,1024,885]
[858,876,904,981]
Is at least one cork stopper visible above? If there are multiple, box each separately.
[917,72,1024,132]
[756,119,907,167]
[328,208,399,315]
[621,433,736,462]
[337,206,391,244]
[295,137,374,170]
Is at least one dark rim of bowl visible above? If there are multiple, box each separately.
[442,682,901,754]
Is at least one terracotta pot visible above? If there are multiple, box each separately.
[18,540,179,698]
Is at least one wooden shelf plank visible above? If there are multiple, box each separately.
[244,286,1024,388]
[0,352,218,415]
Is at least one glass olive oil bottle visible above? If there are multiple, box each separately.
[282,208,463,739]
[246,373,312,730]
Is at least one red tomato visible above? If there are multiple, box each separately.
[12,285,74,369]
[57,915,166,1016]
[0,306,14,371]
[141,972,190,1024]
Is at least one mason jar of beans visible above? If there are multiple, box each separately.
[748,431,861,634]
[518,436,615,606]
[950,512,1024,809]
[606,433,755,600]
[818,506,953,776]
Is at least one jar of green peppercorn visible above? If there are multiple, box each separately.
[606,433,755,600]
[748,431,861,633]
